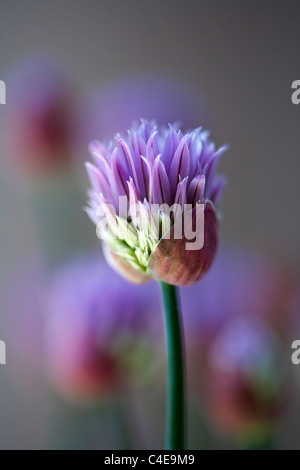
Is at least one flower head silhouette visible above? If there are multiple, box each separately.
[86,120,227,285]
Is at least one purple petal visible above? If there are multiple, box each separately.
[161,125,180,174]
[140,156,152,201]
[188,130,203,179]
[210,175,226,206]
[169,135,190,197]
[187,174,206,206]
[138,120,153,141]
[127,178,140,207]
[111,148,129,200]
[131,133,148,199]
[116,135,140,194]
[150,156,171,205]
[146,131,159,164]
[174,177,188,215]
[89,140,111,175]
[85,162,112,203]
[204,145,228,198]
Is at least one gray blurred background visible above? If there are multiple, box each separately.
[0,0,300,449]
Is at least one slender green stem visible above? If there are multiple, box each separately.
[159,281,185,450]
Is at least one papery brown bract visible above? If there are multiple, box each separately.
[149,201,218,286]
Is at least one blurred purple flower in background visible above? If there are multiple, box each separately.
[45,253,161,404]
[5,59,73,176]
[86,120,227,285]
[181,247,296,444]
[76,76,206,158]
[182,247,296,349]
[203,317,288,442]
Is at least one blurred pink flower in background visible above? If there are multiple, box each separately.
[181,247,296,443]
[75,76,206,160]
[182,247,296,351]
[203,317,288,442]
[5,59,74,176]
[45,253,162,404]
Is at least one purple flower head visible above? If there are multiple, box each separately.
[86,120,227,285]
[45,253,161,403]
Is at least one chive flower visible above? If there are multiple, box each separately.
[85,120,227,286]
